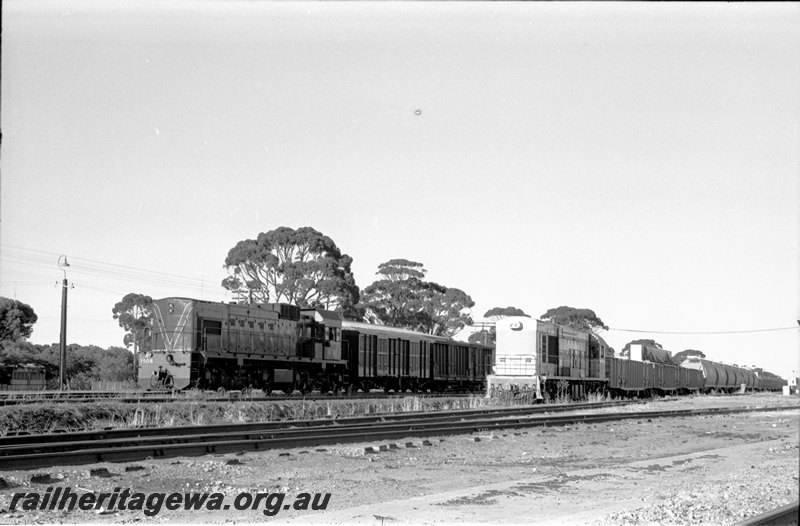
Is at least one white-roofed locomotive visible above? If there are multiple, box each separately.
[488,316,786,400]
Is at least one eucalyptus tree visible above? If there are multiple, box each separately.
[222,226,359,310]
[359,259,474,338]
[671,348,706,364]
[112,293,154,351]
[619,339,662,358]
[0,297,38,342]
[539,306,608,333]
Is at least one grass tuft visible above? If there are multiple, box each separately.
[0,395,497,435]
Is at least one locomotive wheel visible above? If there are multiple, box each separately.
[297,372,311,396]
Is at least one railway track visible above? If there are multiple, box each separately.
[736,500,799,526]
[2,401,796,471]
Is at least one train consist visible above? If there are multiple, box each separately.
[139,297,492,393]
[488,316,787,399]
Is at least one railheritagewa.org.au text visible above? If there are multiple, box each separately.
[9,486,331,517]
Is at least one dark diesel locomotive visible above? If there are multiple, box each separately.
[488,316,787,400]
[138,297,492,393]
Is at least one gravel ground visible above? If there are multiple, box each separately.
[0,393,797,525]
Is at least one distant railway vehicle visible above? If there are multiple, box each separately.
[139,297,492,393]
[488,317,787,400]
[0,364,47,391]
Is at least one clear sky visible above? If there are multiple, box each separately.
[2,1,798,379]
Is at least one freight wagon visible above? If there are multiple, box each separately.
[341,321,492,392]
[488,316,786,400]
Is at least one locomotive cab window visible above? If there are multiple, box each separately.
[325,327,340,342]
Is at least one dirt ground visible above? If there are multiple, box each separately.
[0,394,797,525]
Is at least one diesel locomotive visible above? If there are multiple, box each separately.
[488,316,787,399]
[138,297,492,393]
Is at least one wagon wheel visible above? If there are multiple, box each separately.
[296,372,312,396]
[319,379,332,395]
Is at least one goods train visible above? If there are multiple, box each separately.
[488,316,787,400]
[138,297,492,393]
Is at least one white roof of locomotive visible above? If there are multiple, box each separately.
[341,320,450,341]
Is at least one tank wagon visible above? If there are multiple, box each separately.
[676,357,758,393]
[138,297,492,393]
[488,316,786,400]
[751,368,788,391]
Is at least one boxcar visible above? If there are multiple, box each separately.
[341,321,492,392]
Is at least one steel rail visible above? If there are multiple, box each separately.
[735,500,799,526]
[1,404,797,471]
[0,399,642,446]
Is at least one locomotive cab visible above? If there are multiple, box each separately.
[138,298,348,392]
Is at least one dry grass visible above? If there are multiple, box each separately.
[0,395,496,435]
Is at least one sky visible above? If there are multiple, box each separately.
[1,1,798,379]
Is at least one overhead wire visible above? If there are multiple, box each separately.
[608,326,799,335]
[4,244,800,336]
[2,244,218,291]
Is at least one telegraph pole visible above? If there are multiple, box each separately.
[58,255,70,390]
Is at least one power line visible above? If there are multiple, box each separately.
[609,326,800,335]
[1,244,220,291]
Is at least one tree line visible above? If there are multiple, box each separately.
[110,226,619,352]
[0,225,701,385]
[0,299,134,389]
